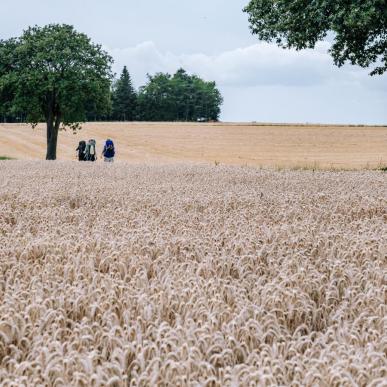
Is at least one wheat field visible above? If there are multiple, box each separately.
[0,161,386,386]
[0,122,386,169]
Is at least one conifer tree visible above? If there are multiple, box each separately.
[111,66,137,121]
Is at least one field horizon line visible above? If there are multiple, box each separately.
[1,121,386,129]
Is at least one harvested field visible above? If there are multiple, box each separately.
[0,161,386,386]
[0,122,386,169]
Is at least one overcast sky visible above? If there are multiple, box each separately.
[2,0,387,124]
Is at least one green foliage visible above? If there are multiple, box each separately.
[244,0,387,75]
[137,68,223,121]
[111,66,137,121]
[0,24,113,159]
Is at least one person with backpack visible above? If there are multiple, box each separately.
[85,139,97,161]
[102,139,115,162]
[76,140,87,161]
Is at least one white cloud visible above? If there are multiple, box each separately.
[109,42,180,86]
[108,41,379,87]
[179,42,334,87]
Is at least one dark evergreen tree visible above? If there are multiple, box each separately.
[112,66,137,121]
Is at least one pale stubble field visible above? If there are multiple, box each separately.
[0,122,386,169]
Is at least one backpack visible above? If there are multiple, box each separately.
[78,140,86,152]
[78,141,86,154]
[85,139,97,161]
[77,141,87,161]
[89,140,96,155]
[104,139,115,158]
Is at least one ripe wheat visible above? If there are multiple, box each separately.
[0,161,386,386]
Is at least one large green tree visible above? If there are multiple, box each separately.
[244,0,387,75]
[112,66,137,121]
[0,24,113,159]
[137,69,223,121]
[137,73,175,121]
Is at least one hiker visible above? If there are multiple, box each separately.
[102,138,115,162]
[85,139,97,161]
[76,140,87,161]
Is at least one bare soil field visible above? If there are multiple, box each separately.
[0,122,386,169]
[0,161,386,385]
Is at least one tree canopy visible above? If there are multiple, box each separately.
[137,69,223,121]
[244,0,387,75]
[111,66,137,121]
[0,24,113,159]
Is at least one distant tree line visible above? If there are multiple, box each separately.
[1,65,223,123]
[136,69,223,122]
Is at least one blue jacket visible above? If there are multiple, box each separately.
[103,141,115,158]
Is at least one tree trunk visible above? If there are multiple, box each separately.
[46,114,61,160]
